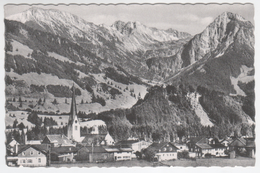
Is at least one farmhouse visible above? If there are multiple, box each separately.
[42,134,75,147]
[17,144,50,167]
[81,134,106,146]
[51,146,78,162]
[115,140,151,158]
[145,142,178,161]
[6,138,20,155]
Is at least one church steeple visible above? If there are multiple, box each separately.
[67,83,81,142]
[69,84,77,124]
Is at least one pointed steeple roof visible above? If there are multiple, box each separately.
[68,84,77,124]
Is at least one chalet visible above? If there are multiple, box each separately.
[17,144,50,167]
[188,136,227,158]
[88,146,114,162]
[208,138,227,157]
[195,143,215,157]
[51,146,78,162]
[145,142,179,161]
[229,137,246,152]
[42,134,75,147]
[187,136,208,152]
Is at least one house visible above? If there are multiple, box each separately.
[208,138,227,157]
[51,146,78,162]
[105,133,115,146]
[88,146,114,162]
[195,143,215,157]
[229,137,247,154]
[6,138,20,155]
[173,142,189,152]
[42,134,75,147]
[187,136,208,152]
[145,142,179,161]
[220,137,233,150]
[245,138,255,158]
[81,134,106,146]
[104,146,133,161]
[113,147,133,161]
[115,140,152,158]
[17,144,50,167]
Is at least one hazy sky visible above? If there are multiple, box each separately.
[4,3,254,35]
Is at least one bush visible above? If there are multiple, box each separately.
[177,150,190,159]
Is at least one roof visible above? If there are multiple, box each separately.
[245,140,255,148]
[209,143,226,148]
[85,146,108,153]
[188,136,207,144]
[115,140,139,146]
[196,143,213,149]
[51,146,78,154]
[45,134,74,146]
[229,137,246,147]
[103,147,120,152]
[146,142,179,152]
[81,134,106,143]
[17,144,50,155]
[26,140,41,145]
[119,148,133,152]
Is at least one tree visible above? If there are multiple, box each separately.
[38,98,42,105]
[18,122,25,130]
[152,132,162,142]
[81,99,84,104]
[13,119,18,128]
[52,99,58,105]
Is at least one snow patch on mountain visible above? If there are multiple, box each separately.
[186,92,214,127]
[7,40,34,60]
[230,65,254,96]
[48,52,84,66]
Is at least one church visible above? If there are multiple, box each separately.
[67,84,83,142]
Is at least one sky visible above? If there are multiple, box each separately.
[4,3,254,35]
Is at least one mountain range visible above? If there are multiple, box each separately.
[5,7,255,140]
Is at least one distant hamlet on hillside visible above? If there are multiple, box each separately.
[5,3,255,167]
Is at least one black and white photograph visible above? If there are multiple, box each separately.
[3,2,256,168]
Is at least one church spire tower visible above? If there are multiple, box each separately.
[67,84,81,142]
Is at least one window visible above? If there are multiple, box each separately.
[163,147,166,151]
[169,147,172,151]
[38,158,41,163]
[22,152,25,156]
[180,147,182,149]
[23,160,26,163]
[30,151,34,155]
[38,151,41,155]
[27,159,32,163]
[75,120,77,123]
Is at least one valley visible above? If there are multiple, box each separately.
[4,7,255,143]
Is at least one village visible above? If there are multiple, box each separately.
[5,86,255,167]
